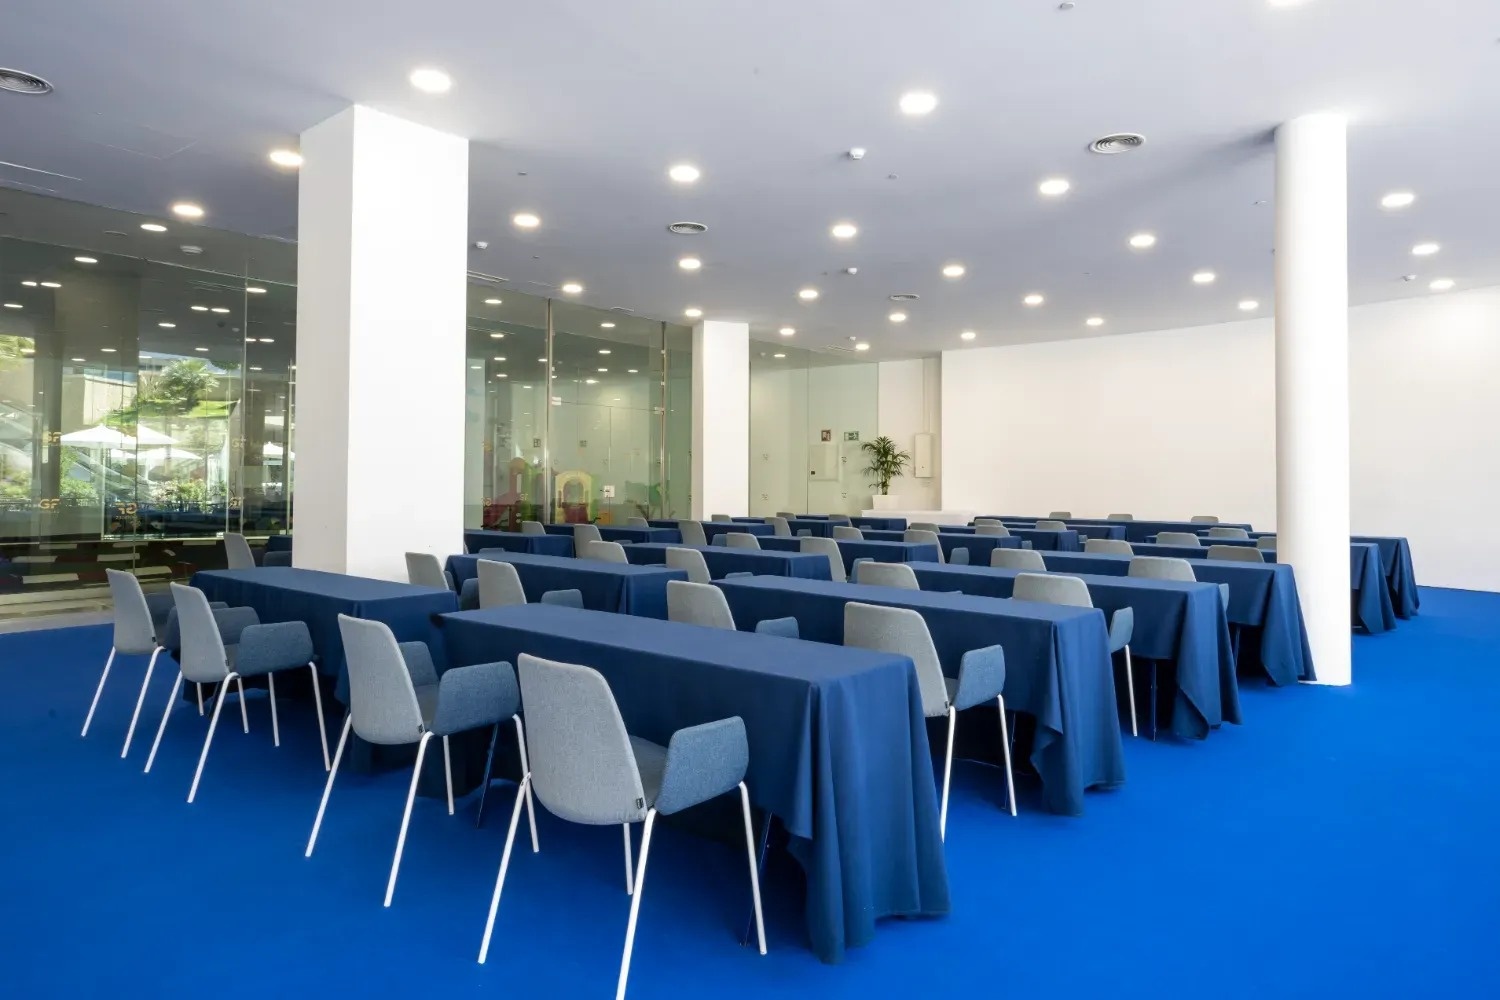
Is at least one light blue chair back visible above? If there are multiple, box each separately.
[1014,572,1092,608]
[710,514,732,522]
[1035,520,1067,531]
[666,580,737,630]
[768,516,792,538]
[107,568,157,654]
[910,522,941,534]
[573,524,603,546]
[1207,526,1250,539]
[478,559,528,608]
[1257,535,1277,550]
[678,521,708,546]
[854,561,919,589]
[626,517,650,529]
[1189,515,1220,524]
[832,525,864,541]
[992,548,1046,571]
[540,589,584,608]
[1128,556,1198,582]
[224,532,256,570]
[903,529,945,563]
[1085,539,1134,555]
[975,524,1010,536]
[337,614,426,746]
[664,547,712,584]
[1156,532,1201,546]
[725,532,761,550]
[170,583,232,684]
[843,602,947,717]
[520,521,546,536]
[1208,544,1265,563]
[1108,513,1134,521]
[405,552,449,590]
[583,540,628,563]
[1048,511,1073,520]
[798,537,845,582]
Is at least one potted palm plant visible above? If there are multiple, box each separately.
[860,435,911,511]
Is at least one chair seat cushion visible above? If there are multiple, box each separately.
[232,620,314,676]
[630,735,668,808]
[414,683,440,726]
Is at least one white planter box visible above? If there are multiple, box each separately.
[870,495,902,511]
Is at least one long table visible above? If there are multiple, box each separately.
[990,517,1255,545]
[650,519,776,544]
[757,536,941,575]
[858,529,1021,564]
[714,576,1125,816]
[1244,534,1418,618]
[437,604,950,964]
[462,529,574,557]
[851,516,908,531]
[1038,551,1315,685]
[907,562,1238,739]
[621,542,832,580]
[443,551,684,619]
[543,523,679,545]
[986,522,1129,542]
[958,525,1083,552]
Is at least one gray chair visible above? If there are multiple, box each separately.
[478,559,528,608]
[520,521,546,536]
[665,547,712,584]
[1206,526,1250,539]
[904,528,946,563]
[1130,555,1229,608]
[1189,515,1220,524]
[725,532,761,550]
[843,603,1013,836]
[626,516,650,529]
[798,537,847,583]
[584,540,629,564]
[1048,511,1073,520]
[854,561,919,589]
[1257,535,1277,550]
[1108,513,1134,521]
[832,525,864,541]
[910,522,941,534]
[1156,532,1202,546]
[146,583,329,803]
[540,589,584,608]
[827,515,852,525]
[1035,519,1067,531]
[406,552,455,592]
[263,551,293,567]
[306,615,536,906]
[477,654,766,987]
[1209,544,1265,563]
[670,521,705,547]
[1085,539,1135,556]
[666,580,798,636]
[975,524,1010,537]
[574,524,604,547]
[775,511,797,520]
[992,548,1046,571]
[768,516,793,538]
[710,514,733,522]
[1013,573,1138,737]
[974,518,1004,527]
[224,532,256,570]
[950,547,970,565]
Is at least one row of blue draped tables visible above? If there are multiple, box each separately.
[463,529,574,557]
[543,522,680,544]
[648,519,775,543]
[858,529,1023,563]
[990,517,1254,544]
[990,521,1128,542]
[757,536,940,574]
[940,524,1084,552]
[622,542,833,580]
[445,551,685,619]
[1238,533,1419,619]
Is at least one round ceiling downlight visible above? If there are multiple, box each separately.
[1089,133,1146,155]
[668,221,707,235]
[888,293,920,302]
[0,68,53,95]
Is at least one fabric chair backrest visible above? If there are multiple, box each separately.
[776,511,797,519]
[573,524,603,546]
[1085,538,1134,556]
[583,540,628,563]
[710,514,732,522]
[263,551,293,567]
[478,559,528,607]
[626,516,650,529]
[975,524,1010,536]
[107,568,158,654]
[664,547,712,584]
[1207,526,1250,539]
[903,528,945,563]
[1156,532,1202,546]
[910,522,940,533]
[974,518,1003,527]
[854,561,919,589]
[992,548,1046,571]
[768,516,792,538]
[666,580,737,630]
[843,602,947,716]
[224,532,256,570]
[1013,572,1093,608]
[832,525,864,541]
[520,521,546,535]
[1128,556,1198,582]
[1048,511,1073,520]
[405,552,450,590]
[798,537,846,583]
[1256,535,1277,550]
[725,532,762,550]
[540,589,585,608]
[337,614,425,746]
[827,515,852,525]
[169,583,232,684]
[678,521,708,546]
[1035,519,1067,531]
[517,654,647,825]
[1208,544,1265,563]
[1189,515,1220,524]
[1107,513,1134,521]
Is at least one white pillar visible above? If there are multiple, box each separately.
[1275,113,1352,685]
[691,320,749,518]
[294,105,469,580]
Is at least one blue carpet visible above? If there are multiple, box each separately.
[2,588,1497,998]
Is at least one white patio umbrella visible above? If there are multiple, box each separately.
[133,425,178,445]
[60,424,135,447]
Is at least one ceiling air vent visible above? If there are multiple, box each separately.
[888,293,920,302]
[1089,133,1145,155]
[667,221,707,235]
[0,69,53,95]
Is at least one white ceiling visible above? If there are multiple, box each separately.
[2,0,1498,359]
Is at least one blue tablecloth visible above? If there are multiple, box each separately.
[992,517,1254,544]
[264,535,293,553]
[859,529,1021,564]
[786,518,837,538]
[462,530,574,557]
[443,551,684,619]
[437,605,950,964]
[759,537,941,575]
[989,522,1128,542]
[715,576,1125,816]
[908,563,1238,739]
[1039,551,1315,685]
[1352,536,1420,618]
[651,520,776,543]
[851,516,908,531]
[621,543,832,580]
[191,568,457,700]
[542,523,679,545]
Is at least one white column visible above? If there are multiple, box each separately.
[691,320,749,518]
[1275,113,1352,685]
[294,105,469,580]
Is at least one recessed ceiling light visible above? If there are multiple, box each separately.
[40,281,61,288]
[684,307,703,318]
[194,346,209,352]
[779,327,795,336]
[1038,178,1071,196]
[484,298,502,305]
[211,307,230,314]
[490,333,505,339]
[627,369,638,374]
[512,212,540,229]
[668,164,701,183]
[888,312,907,323]
[598,349,612,356]
[960,330,976,341]
[798,288,819,301]
[600,322,615,328]
[1430,278,1455,292]
[259,338,275,344]
[560,282,583,294]
[101,347,116,353]
[245,337,256,343]
[140,223,167,233]
[250,366,263,371]
[678,257,702,271]
[898,91,938,116]
[597,367,608,373]
[496,373,509,379]
[1380,191,1415,210]
[1411,242,1440,256]
[941,263,966,278]
[21,281,36,287]
[493,356,507,361]
[1238,300,1259,311]
[585,378,598,385]
[74,256,97,264]
[773,353,786,359]
[522,384,533,389]
[191,305,209,311]
[20,348,34,354]
[831,222,858,239]
[71,357,85,362]
[409,68,452,93]
[1023,293,1044,307]
[172,202,204,219]
[1129,233,1157,249]
[1192,271,1217,284]
[158,322,176,329]
[268,149,303,169]
[854,343,871,352]
[2,303,20,309]
[1085,316,1105,327]
[246,286,266,294]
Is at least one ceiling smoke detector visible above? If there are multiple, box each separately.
[667,221,707,235]
[888,292,920,302]
[1089,132,1146,155]
[0,68,53,95]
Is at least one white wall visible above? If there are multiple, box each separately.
[941,286,1500,592]
[692,320,749,518]
[877,357,942,510]
[748,362,877,516]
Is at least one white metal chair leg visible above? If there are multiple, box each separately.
[997,695,1017,817]
[617,810,657,1000]
[477,772,532,964]
[144,672,185,773]
[443,735,454,815]
[120,647,163,758]
[306,664,330,769]
[235,676,249,734]
[623,823,635,895]
[738,782,767,955]
[1124,646,1139,738]
[188,671,238,803]
[195,682,204,716]
[306,715,353,856]
[384,731,432,907]
[81,648,116,737]
[939,706,956,840]
[514,716,539,853]
[268,672,280,747]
